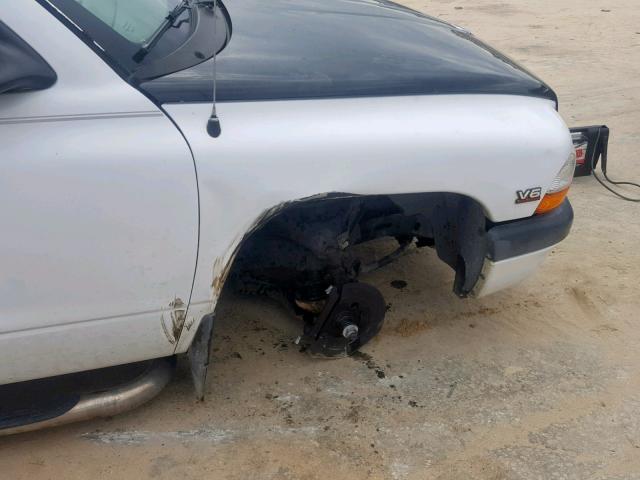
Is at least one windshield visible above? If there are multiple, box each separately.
[40,0,230,81]
[69,0,181,44]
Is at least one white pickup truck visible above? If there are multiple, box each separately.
[0,0,576,434]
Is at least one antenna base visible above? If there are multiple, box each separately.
[207,116,222,138]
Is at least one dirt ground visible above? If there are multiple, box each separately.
[1,1,639,479]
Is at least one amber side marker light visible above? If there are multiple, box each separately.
[535,149,577,215]
[535,186,570,215]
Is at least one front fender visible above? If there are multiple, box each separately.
[165,94,573,352]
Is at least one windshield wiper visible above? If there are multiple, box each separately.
[132,0,192,63]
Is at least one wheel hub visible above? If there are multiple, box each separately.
[298,282,386,357]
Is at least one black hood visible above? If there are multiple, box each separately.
[139,0,556,104]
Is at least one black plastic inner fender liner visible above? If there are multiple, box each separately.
[430,195,487,297]
[226,194,572,308]
[228,192,490,303]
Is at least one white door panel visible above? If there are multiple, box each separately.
[0,113,197,332]
[0,312,177,384]
[0,5,199,384]
[0,110,199,384]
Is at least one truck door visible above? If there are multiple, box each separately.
[0,6,199,384]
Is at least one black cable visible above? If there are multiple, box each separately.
[590,129,640,202]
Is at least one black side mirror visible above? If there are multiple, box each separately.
[0,21,57,94]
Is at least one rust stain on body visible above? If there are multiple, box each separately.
[160,298,188,345]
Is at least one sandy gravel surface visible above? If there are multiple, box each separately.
[1,1,639,479]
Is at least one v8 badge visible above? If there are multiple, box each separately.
[515,187,542,204]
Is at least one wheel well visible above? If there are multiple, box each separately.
[223,192,488,300]
[188,191,489,398]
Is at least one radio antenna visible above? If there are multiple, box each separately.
[206,0,221,138]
